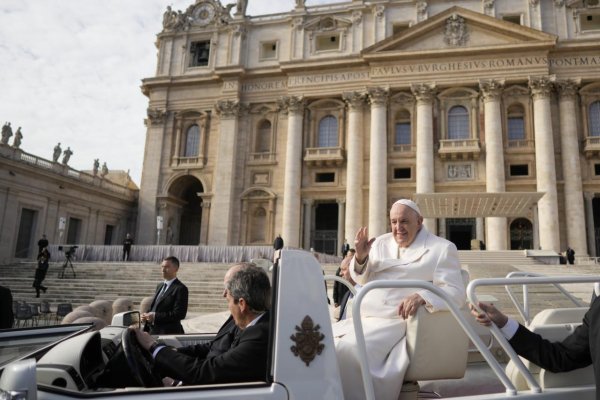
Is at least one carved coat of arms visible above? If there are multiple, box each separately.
[444,14,469,47]
[290,315,325,366]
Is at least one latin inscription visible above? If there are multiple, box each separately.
[287,71,369,87]
[371,55,600,77]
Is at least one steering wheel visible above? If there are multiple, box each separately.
[121,329,163,387]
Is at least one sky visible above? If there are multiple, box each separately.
[0,0,336,186]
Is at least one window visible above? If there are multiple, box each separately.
[595,164,600,176]
[104,225,114,245]
[393,168,411,179]
[184,125,200,157]
[67,217,81,244]
[256,120,272,153]
[189,41,210,67]
[510,164,529,176]
[507,104,525,141]
[394,109,411,146]
[260,41,277,60]
[447,106,469,139]
[315,172,335,183]
[590,101,600,137]
[316,34,340,51]
[581,13,600,31]
[502,15,521,25]
[318,116,338,147]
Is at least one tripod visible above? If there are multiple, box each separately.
[58,254,76,279]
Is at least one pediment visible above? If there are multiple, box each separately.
[363,6,556,59]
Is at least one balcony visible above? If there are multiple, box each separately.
[506,139,534,153]
[438,139,481,161]
[304,147,345,167]
[248,152,277,165]
[171,156,206,169]
[584,136,600,158]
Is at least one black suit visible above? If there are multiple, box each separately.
[177,315,238,360]
[154,311,270,385]
[0,285,14,329]
[338,290,353,321]
[509,298,600,397]
[144,278,188,334]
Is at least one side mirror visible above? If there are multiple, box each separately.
[0,358,37,400]
[111,311,140,328]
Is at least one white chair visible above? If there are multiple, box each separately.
[505,307,593,390]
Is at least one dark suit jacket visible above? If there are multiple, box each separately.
[509,298,599,396]
[145,278,188,334]
[332,268,349,305]
[154,311,270,385]
[0,286,14,329]
[177,315,238,360]
[338,290,353,321]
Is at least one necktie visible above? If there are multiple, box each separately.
[151,283,167,311]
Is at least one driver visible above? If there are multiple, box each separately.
[133,263,271,385]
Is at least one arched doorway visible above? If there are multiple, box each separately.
[510,218,533,250]
[168,176,204,245]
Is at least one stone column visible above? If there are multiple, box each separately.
[476,217,485,243]
[303,199,313,250]
[411,83,437,233]
[480,79,507,250]
[343,92,366,239]
[209,100,241,245]
[137,108,167,244]
[281,96,305,248]
[199,197,211,245]
[367,87,389,237]
[584,193,596,257]
[530,76,559,251]
[337,199,345,254]
[557,79,588,255]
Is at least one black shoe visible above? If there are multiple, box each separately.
[42,287,47,293]
[36,292,40,298]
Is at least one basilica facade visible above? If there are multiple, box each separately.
[137,0,600,256]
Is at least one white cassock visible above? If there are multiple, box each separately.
[332,227,466,400]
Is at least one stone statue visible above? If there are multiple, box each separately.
[162,6,178,29]
[53,142,62,163]
[101,162,109,177]
[1,122,13,145]
[62,147,73,165]
[235,0,248,15]
[295,0,306,7]
[93,158,100,176]
[12,127,22,149]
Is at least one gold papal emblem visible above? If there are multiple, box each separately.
[290,315,325,366]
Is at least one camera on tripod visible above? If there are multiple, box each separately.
[58,245,78,258]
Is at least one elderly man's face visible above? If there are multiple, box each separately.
[390,204,423,248]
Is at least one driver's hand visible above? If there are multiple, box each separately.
[132,328,155,351]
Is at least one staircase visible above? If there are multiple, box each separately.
[458,250,546,266]
[1,261,340,315]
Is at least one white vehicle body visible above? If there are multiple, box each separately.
[0,249,597,399]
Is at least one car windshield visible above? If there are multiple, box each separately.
[0,324,92,368]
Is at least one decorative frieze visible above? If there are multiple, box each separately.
[447,164,474,180]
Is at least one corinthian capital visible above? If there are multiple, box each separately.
[147,108,166,126]
[367,87,389,106]
[529,76,555,100]
[215,99,241,119]
[479,79,505,102]
[342,91,367,110]
[555,78,581,99]
[277,96,305,115]
[410,83,436,103]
